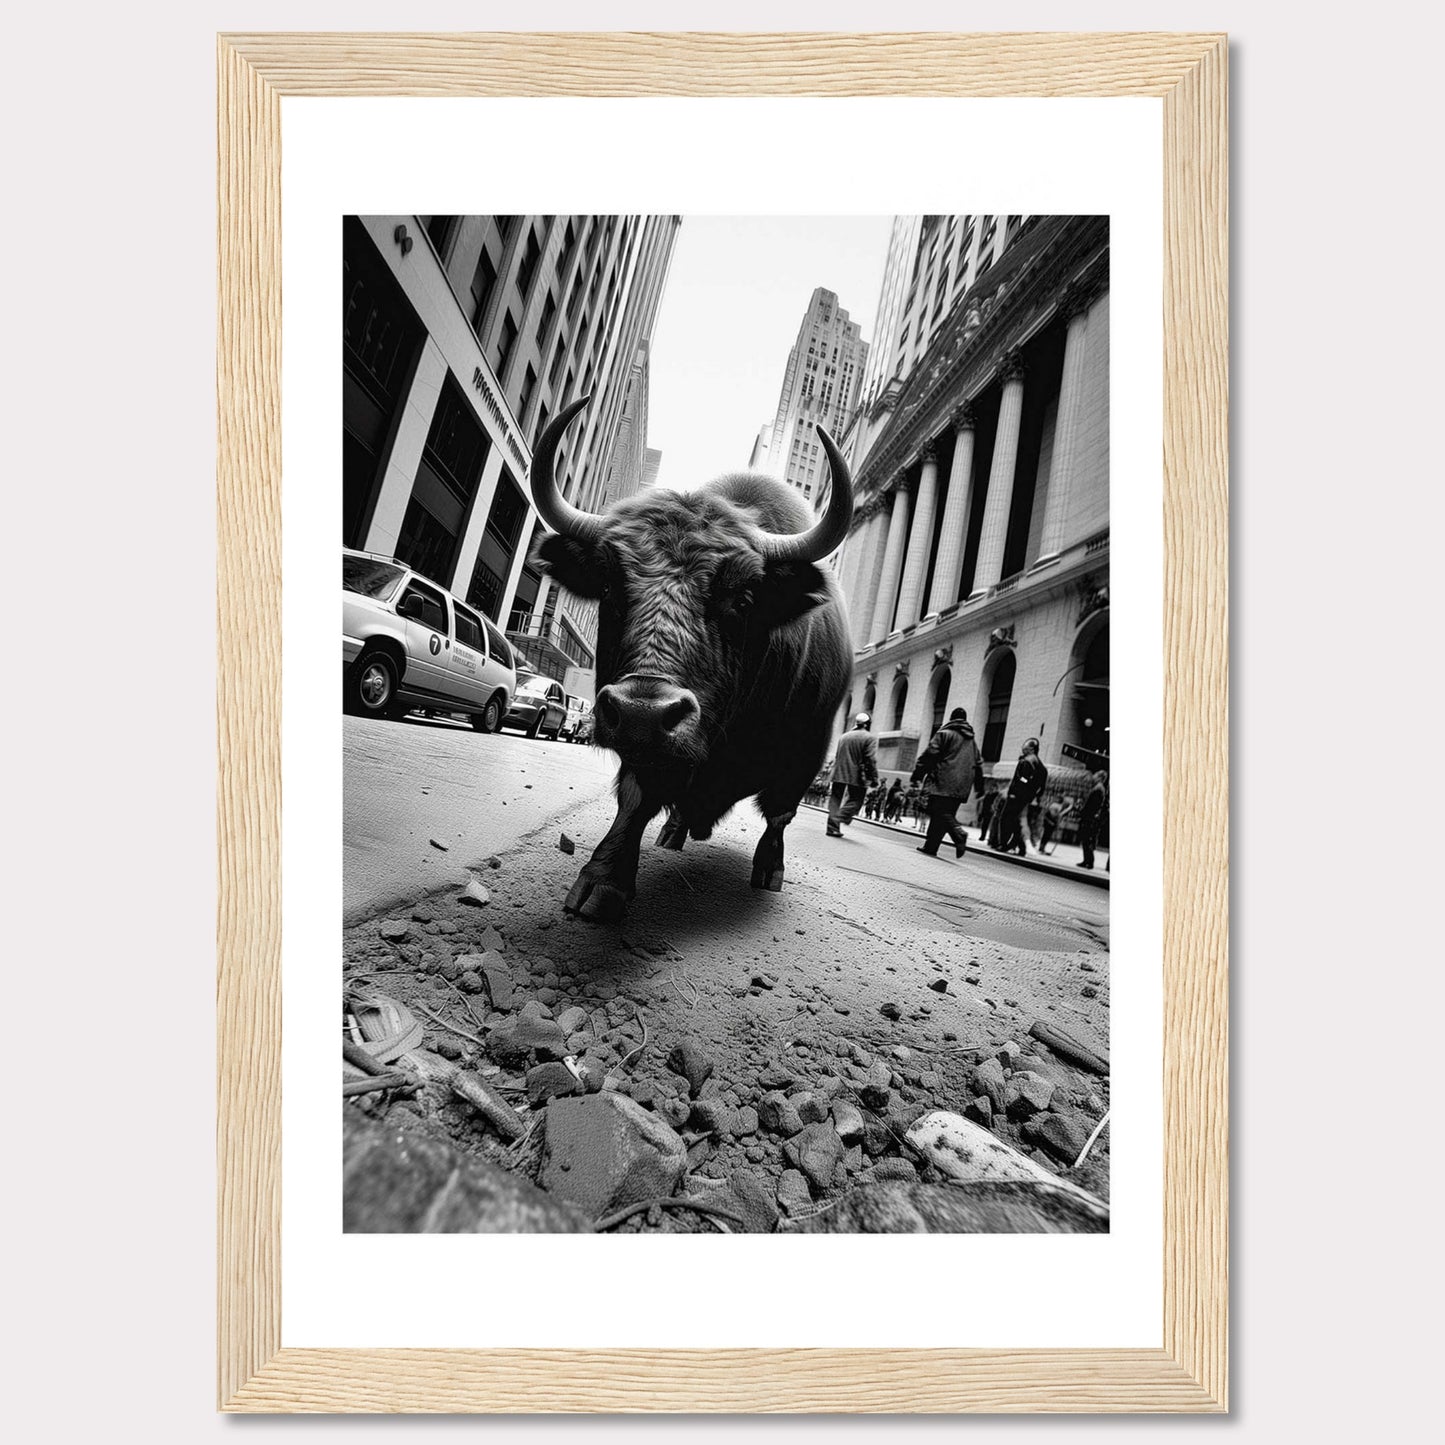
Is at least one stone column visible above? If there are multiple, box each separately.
[1034,289,1093,564]
[869,475,914,643]
[926,406,978,616]
[970,350,1027,596]
[893,444,941,630]
[850,505,890,645]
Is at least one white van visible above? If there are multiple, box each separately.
[342,549,516,732]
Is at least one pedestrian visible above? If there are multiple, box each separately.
[1040,795,1073,855]
[974,785,1000,844]
[826,712,879,837]
[1076,765,1108,869]
[1026,791,1046,850]
[878,779,900,822]
[911,707,987,859]
[997,737,1049,856]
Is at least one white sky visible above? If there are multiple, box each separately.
[646,216,895,490]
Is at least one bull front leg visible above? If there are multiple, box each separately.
[750,805,797,893]
[566,768,663,922]
[655,806,688,850]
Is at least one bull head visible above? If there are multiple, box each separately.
[527,396,853,768]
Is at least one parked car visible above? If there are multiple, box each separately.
[559,695,594,742]
[501,671,568,739]
[341,549,515,732]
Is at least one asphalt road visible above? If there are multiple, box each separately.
[344,711,1107,957]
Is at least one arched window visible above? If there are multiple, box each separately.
[930,667,951,737]
[981,652,1016,762]
[1063,622,1109,760]
[891,679,908,730]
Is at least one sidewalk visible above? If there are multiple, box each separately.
[800,801,1110,889]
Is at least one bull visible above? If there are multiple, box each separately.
[527,395,855,922]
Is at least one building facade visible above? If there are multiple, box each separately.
[342,213,680,680]
[753,287,868,505]
[834,215,1110,814]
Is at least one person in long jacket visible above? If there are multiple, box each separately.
[910,708,987,858]
[827,712,879,836]
[1076,765,1108,868]
[997,737,1049,856]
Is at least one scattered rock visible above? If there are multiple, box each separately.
[1081,984,1099,999]
[487,1009,567,1067]
[378,919,411,942]
[556,1005,589,1036]
[689,1099,732,1135]
[459,971,484,995]
[1005,1073,1055,1121]
[861,1157,919,1184]
[758,1091,805,1138]
[1022,1110,1090,1164]
[964,1095,993,1128]
[879,1001,902,1021]
[783,1180,1107,1235]
[997,1041,1021,1069]
[541,1093,687,1220]
[776,1169,813,1215]
[928,978,948,993]
[784,1123,844,1192]
[486,856,502,870]
[758,1061,797,1090]
[725,1172,780,1233]
[830,1099,865,1142]
[429,838,449,851]
[526,1061,583,1107]
[559,834,576,855]
[791,1091,829,1125]
[666,1039,715,1095]
[458,880,491,907]
[971,1057,1007,1114]
[734,1105,759,1137]
[659,1098,690,1129]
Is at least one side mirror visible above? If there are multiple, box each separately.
[399,594,425,620]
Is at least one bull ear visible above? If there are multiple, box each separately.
[533,531,606,599]
[756,559,830,627]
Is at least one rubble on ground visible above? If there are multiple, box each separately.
[342,866,1111,1234]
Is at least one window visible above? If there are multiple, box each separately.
[533,401,550,447]
[891,679,908,730]
[497,215,518,244]
[516,227,541,298]
[982,653,1016,762]
[548,343,565,389]
[518,364,537,420]
[495,310,518,376]
[484,618,513,668]
[453,604,485,654]
[398,579,448,633]
[469,248,498,331]
[421,215,457,255]
[537,290,557,346]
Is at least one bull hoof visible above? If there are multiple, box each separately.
[655,818,687,850]
[565,876,630,923]
[750,864,785,892]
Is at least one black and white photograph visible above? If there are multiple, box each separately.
[340,211,1112,1235]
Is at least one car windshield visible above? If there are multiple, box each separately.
[517,676,551,697]
[343,556,405,601]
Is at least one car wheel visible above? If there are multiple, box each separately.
[527,713,544,739]
[472,695,504,734]
[346,651,399,718]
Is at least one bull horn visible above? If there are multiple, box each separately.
[757,424,854,563]
[528,394,603,542]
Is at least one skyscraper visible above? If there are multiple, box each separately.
[753,287,868,507]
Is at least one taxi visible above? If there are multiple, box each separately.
[342,549,516,732]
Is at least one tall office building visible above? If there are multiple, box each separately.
[753,288,868,507]
[832,215,1110,818]
[342,213,680,680]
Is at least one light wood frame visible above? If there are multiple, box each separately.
[218,31,1227,1413]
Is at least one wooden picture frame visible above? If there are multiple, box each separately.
[218,31,1227,1412]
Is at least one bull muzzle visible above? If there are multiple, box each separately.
[594,675,701,762]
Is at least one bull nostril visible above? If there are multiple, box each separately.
[657,695,697,733]
[597,694,622,732]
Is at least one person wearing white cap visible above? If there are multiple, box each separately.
[826,713,879,837]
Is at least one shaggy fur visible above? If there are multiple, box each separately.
[534,470,853,920]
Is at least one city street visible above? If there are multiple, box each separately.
[343,713,1111,1228]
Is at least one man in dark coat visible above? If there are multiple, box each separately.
[997,737,1048,856]
[1076,765,1109,869]
[827,712,879,836]
[910,708,986,858]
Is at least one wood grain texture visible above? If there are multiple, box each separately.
[216,29,1228,1413]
